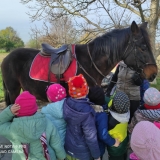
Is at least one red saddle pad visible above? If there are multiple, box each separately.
[29,45,77,83]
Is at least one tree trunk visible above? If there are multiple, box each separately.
[148,0,159,58]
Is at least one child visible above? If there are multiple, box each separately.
[128,87,160,133]
[140,79,150,106]
[63,74,100,160]
[88,86,120,158]
[130,121,160,160]
[41,83,67,145]
[107,91,130,160]
[0,91,66,160]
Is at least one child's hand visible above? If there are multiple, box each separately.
[10,104,20,115]
[113,138,120,147]
[94,157,101,160]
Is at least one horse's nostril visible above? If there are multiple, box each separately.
[153,74,157,79]
[149,74,157,82]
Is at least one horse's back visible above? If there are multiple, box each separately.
[1,48,39,73]
[3,48,39,62]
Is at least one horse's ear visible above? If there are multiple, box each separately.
[140,22,148,29]
[131,21,139,35]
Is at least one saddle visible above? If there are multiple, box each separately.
[40,43,72,82]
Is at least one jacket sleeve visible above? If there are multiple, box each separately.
[48,120,66,159]
[131,72,143,86]
[0,106,14,139]
[82,113,100,159]
[106,65,119,96]
[96,113,115,146]
[128,110,141,133]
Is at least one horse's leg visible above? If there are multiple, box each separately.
[2,78,21,106]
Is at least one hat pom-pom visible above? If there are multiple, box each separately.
[72,76,84,87]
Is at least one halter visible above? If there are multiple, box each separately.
[122,34,156,78]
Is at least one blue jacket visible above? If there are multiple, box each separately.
[63,97,100,160]
[95,105,115,156]
[41,99,66,145]
[140,80,150,105]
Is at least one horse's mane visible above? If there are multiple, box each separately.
[90,26,151,65]
[90,27,130,65]
[140,27,152,51]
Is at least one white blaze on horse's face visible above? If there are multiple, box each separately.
[123,21,157,82]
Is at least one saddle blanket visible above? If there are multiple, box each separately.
[29,50,77,83]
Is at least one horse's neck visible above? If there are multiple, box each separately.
[75,44,103,85]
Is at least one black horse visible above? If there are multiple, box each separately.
[1,21,157,106]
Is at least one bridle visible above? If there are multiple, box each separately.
[76,33,156,85]
[122,34,156,78]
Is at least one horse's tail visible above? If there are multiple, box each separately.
[2,80,11,106]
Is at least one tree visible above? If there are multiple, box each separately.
[114,0,160,57]
[21,0,160,58]
[26,39,41,49]
[0,27,24,52]
[29,16,78,47]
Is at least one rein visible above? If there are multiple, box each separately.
[87,44,106,78]
[73,45,99,85]
[77,44,107,85]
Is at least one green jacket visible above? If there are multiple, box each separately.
[0,106,66,160]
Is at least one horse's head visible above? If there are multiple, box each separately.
[123,21,158,82]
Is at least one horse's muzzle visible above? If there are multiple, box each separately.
[148,73,157,82]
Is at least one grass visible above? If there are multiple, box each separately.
[0,52,8,63]
[150,76,160,90]
[0,52,8,102]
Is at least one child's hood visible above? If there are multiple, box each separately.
[41,99,65,119]
[63,97,95,125]
[13,112,47,142]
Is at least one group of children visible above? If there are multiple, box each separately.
[0,73,160,160]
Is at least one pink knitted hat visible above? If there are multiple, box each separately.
[15,91,38,117]
[131,121,160,160]
[46,84,66,102]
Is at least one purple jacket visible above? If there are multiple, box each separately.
[63,97,100,160]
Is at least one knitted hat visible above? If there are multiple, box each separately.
[46,84,66,102]
[131,121,160,160]
[68,74,88,98]
[88,86,105,105]
[110,91,130,114]
[15,91,38,117]
[143,87,160,110]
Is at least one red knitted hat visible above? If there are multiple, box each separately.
[68,74,88,98]
[15,91,38,117]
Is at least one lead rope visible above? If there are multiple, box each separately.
[87,44,106,78]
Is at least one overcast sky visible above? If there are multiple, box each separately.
[0,0,42,44]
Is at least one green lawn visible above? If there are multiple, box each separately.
[0,52,8,102]
[150,77,160,90]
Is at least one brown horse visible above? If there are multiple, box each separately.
[1,21,157,106]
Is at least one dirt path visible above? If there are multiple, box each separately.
[0,101,49,110]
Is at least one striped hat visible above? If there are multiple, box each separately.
[110,91,130,114]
